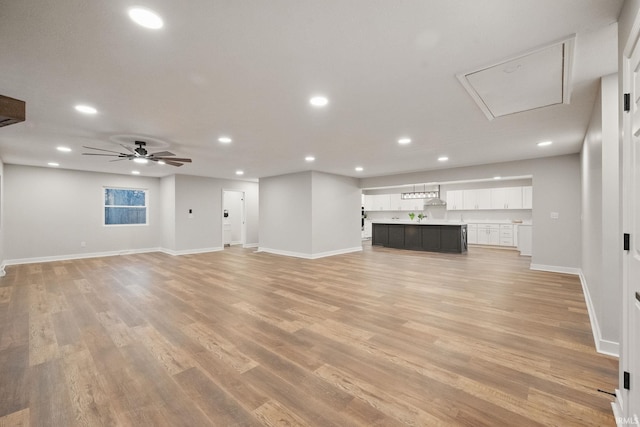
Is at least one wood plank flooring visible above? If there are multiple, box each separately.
[0,243,618,426]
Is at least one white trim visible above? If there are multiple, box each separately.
[159,247,224,256]
[0,264,5,277]
[611,391,623,427]
[243,243,259,249]
[257,246,362,259]
[2,247,162,266]
[578,271,620,357]
[529,264,581,275]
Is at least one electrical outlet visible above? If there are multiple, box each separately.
[80,241,86,247]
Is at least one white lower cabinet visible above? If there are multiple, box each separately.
[499,224,514,246]
[469,223,517,246]
[476,224,500,245]
[467,224,478,244]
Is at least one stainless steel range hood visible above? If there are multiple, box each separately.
[424,185,447,207]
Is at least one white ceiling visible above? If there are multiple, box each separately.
[0,0,623,181]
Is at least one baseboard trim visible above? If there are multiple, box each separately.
[159,247,224,256]
[611,392,623,427]
[2,247,162,266]
[257,246,362,259]
[577,270,620,357]
[529,264,582,275]
[243,243,259,249]
[0,264,5,277]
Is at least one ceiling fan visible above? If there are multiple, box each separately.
[82,141,192,167]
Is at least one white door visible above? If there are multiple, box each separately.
[622,12,640,421]
[222,190,246,247]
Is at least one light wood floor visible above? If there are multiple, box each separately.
[0,243,618,426]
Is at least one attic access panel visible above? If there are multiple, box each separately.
[457,36,575,120]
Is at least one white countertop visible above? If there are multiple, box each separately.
[368,219,532,226]
[371,220,467,226]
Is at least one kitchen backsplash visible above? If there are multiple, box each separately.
[366,208,532,223]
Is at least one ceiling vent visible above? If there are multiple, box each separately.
[0,95,26,128]
[457,36,575,120]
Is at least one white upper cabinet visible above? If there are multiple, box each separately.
[491,187,523,209]
[389,193,403,211]
[363,194,391,211]
[446,190,464,210]
[522,186,533,209]
[463,188,491,210]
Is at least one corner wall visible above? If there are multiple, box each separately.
[259,170,362,258]
[259,171,313,256]
[579,73,621,356]
[311,171,362,256]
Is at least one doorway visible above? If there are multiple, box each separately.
[222,190,246,248]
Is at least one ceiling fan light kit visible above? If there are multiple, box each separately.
[82,141,192,167]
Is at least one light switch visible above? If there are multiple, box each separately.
[550,212,559,219]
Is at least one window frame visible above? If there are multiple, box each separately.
[103,186,149,227]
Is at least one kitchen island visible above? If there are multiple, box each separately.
[372,221,467,253]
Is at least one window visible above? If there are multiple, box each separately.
[104,187,148,225]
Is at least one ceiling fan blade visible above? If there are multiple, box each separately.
[82,146,126,154]
[162,160,184,167]
[150,151,175,157]
[108,158,129,162]
[155,157,192,163]
[82,153,123,157]
[120,144,135,153]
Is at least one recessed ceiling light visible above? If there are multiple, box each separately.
[218,136,232,143]
[438,156,449,162]
[236,170,244,175]
[133,158,148,164]
[309,96,329,107]
[74,105,97,114]
[493,176,502,180]
[538,140,553,147]
[355,166,364,172]
[398,137,411,145]
[47,162,59,167]
[157,160,166,165]
[131,170,140,175]
[57,146,72,152]
[305,156,315,162]
[128,7,164,29]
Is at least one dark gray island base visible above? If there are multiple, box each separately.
[372,223,467,253]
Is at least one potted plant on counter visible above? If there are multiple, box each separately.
[408,212,415,221]
[417,213,425,223]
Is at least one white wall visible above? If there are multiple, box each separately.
[581,73,621,355]
[601,73,622,351]
[171,174,259,253]
[311,171,362,255]
[3,165,162,262]
[160,175,176,251]
[174,175,221,252]
[1,167,259,260]
[259,171,312,255]
[259,170,362,258]
[360,155,582,271]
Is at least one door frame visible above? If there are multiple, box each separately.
[221,189,246,248]
[618,8,640,421]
